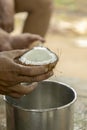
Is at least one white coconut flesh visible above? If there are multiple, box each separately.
[19,47,58,65]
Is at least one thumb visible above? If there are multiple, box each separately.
[0,43,12,51]
[6,49,29,59]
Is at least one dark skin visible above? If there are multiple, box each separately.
[0,0,53,36]
[0,28,54,98]
[0,28,45,51]
[0,0,53,98]
[0,49,53,98]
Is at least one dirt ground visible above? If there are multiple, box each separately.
[46,33,87,80]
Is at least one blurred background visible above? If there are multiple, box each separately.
[0,0,87,130]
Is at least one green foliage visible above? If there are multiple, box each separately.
[54,0,74,5]
[54,0,76,11]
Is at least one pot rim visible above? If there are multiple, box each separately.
[4,81,77,112]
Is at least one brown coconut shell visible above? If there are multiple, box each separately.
[15,47,59,71]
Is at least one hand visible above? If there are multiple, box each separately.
[0,49,53,98]
[0,29,12,51]
[0,28,45,51]
[10,33,45,49]
[0,0,14,32]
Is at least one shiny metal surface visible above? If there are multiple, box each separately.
[5,81,77,130]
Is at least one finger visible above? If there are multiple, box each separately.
[8,82,38,95]
[27,34,45,43]
[12,49,28,58]
[10,34,45,50]
[0,86,22,98]
[8,93,22,98]
[0,44,12,51]
[0,91,21,98]
[0,85,11,95]
[17,33,45,43]
[5,49,28,59]
[16,65,49,76]
[18,71,53,83]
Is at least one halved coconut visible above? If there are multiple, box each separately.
[18,46,58,70]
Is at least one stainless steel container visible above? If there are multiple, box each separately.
[5,81,77,130]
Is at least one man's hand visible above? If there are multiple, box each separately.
[0,49,53,98]
[0,0,14,32]
[0,28,45,51]
[10,33,45,49]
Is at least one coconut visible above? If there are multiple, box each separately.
[18,46,58,71]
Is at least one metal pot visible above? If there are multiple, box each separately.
[5,81,77,130]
